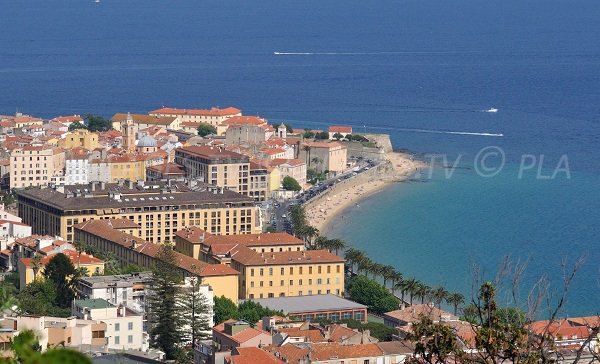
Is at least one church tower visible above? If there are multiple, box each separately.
[121,112,136,153]
[277,123,287,139]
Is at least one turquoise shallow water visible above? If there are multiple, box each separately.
[325,165,600,317]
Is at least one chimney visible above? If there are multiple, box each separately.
[100,181,106,190]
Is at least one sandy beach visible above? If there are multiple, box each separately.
[305,151,427,232]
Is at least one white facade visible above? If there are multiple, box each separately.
[72,299,147,351]
[0,204,22,222]
[65,158,89,185]
[88,161,111,183]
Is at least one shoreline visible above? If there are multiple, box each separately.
[304,151,427,234]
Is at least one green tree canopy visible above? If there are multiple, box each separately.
[67,121,87,131]
[347,275,399,315]
[302,129,315,139]
[43,253,78,308]
[213,296,238,325]
[0,329,92,364]
[315,131,329,140]
[197,124,217,137]
[84,114,112,132]
[282,176,302,191]
[16,280,70,317]
[332,132,343,140]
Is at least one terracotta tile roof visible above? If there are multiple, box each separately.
[384,304,458,325]
[0,220,30,227]
[260,147,286,155]
[310,342,383,361]
[176,145,248,160]
[302,141,344,150]
[20,249,104,267]
[14,235,54,249]
[150,107,241,116]
[223,116,267,125]
[111,113,176,126]
[146,162,185,175]
[376,340,415,355]
[327,324,359,342]
[328,126,353,133]
[51,115,83,123]
[279,327,324,342]
[213,320,271,344]
[270,158,305,167]
[231,246,344,266]
[264,344,309,364]
[528,318,596,341]
[175,227,304,247]
[227,347,284,364]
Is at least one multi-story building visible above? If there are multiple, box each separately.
[58,129,99,150]
[145,162,186,181]
[65,151,89,185]
[299,141,347,175]
[74,219,240,302]
[175,146,251,196]
[110,113,178,132]
[249,163,268,201]
[231,248,345,299]
[225,124,274,146]
[18,249,105,288]
[149,107,241,127]
[9,145,65,189]
[174,227,305,264]
[16,180,260,243]
[269,159,307,187]
[72,298,147,351]
[6,315,108,351]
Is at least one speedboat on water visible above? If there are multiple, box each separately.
[485,108,498,113]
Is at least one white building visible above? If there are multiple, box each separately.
[65,156,89,185]
[0,204,22,223]
[72,298,147,351]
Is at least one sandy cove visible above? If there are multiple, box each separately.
[304,151,427,233]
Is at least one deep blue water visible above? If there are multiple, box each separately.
[1,0,599,316]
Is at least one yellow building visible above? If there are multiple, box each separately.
[9,145,65,189]
[74,219,239,302]
[174,146,251,195]
[18,250,105,289]
[231,248,345,300]
[149,107,241,127]
[299,141,348,175]
[16,180,260,244]
[108,152,166,183]
[174,227,306,264]
[110,113,178,131]
[173,226,344,300]
[58,129,99,150]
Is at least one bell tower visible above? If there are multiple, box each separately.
[122,112,136,153]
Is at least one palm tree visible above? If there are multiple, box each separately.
[380,265,396,288]
[415,283,431,304]
[430,286,449,309]
[390,270,403,291]
[327,239,346,255]
[314,236,328,250]
[344,249,365,274]
[368,262,384,281]
[311,157,323,172]
[446,292,465,315]
[401,277,419,305]
[357,257,373,276]
[31,253,42,281]
[302,145,311,167]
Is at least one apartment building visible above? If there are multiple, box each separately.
[77,272,154,315]
[174,227,305,264]
[149,107,241,127]
[19,250,105,288]
[9,145,65,189]
[231,248,345,299]
[110,113,178,131]
[58,129,99,150]
[72,298,146,351]
[74,219,240,302]
[16,179,260,243]
[270,159,307,187]
[174,146,251,195]
[298,141,347,174]
[6,315,108,351]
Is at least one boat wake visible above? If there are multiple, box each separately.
[394,128,503,137]
[273,51,481,56]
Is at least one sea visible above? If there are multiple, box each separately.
[1,0,599,317]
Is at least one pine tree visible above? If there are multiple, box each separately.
[180,276,212,347]
[148,242,186,359]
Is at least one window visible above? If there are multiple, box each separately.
[299,267,303,274]
[260,281,264,287]
[318,266,322,274]
[280,280,284,286]
[317,278,322,285]
[250,268,254,276]
[115,323,120,331]
[92,331,105,338]
[327,265,331,274]
[336,265,341,273]
[309,266,313,274]
[128,322,133,330]
[128,335,133,344]
[280,267,284,275]
[260,268,264,276]
[289,280,294,286]
[250,281,254,287]
[114,336,120,345]
[269,267,273,276]
[289,267,294,275]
